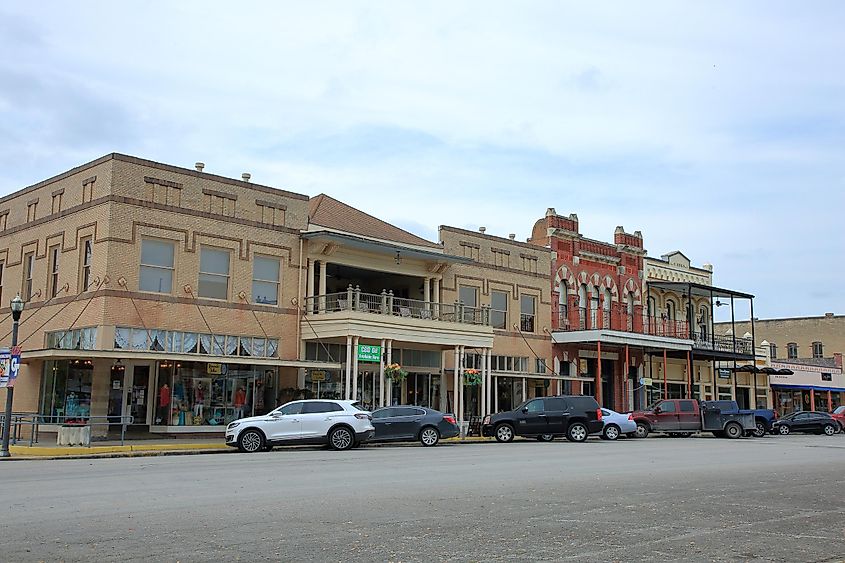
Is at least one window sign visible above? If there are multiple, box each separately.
[357,344,381,362]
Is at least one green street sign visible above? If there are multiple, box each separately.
[357,344,381,363]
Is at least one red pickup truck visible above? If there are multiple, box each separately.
[632,399,755,439]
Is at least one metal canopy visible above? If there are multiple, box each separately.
[646,281,754,300]
[302,230,470,264]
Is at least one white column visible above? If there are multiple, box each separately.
[433,278,441,317]
[522,377,527,402]
[306,259,315,312]
[453,347,460,416]
[480,349,487,418]
[344,335,352,400]
[386,339,393,406]
[352,336,360,401]
[424,277,431,307]
[458,346,465,429]
[486,348,493,415]
[494,376,499,412]
[440,350,447,412]
[379,338,386,407]
[318,260,327,313]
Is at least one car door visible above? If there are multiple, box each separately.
[544,398,568,434]
[265,402,303,441]
[652,401,680,431]
[372,408,399,440]
[391,407,426,438]
[300,401,344,438]
[516,399,547,435]
[791,412,812,432]
[677,400,699,431]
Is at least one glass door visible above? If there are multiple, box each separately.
[124,364,152,426]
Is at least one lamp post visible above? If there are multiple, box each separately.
[0,294,25,457]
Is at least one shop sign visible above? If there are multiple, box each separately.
[718,369,732,379]
[639,377,653,387]
[0,347,20,388]
[207,363,228,376]
[578,359,588,375]
[357,344,381,363]
[311,370,327,382]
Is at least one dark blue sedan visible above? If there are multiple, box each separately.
[370,406,460,446]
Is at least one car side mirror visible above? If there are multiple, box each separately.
[654,407,662,414]
[522,408,529,414]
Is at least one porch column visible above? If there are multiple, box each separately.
[486,348,492,416]
[351,336,360,401]
[494,376,499,412]
[686,351,692,400]
[522,377,527,403]
[480,348,487,417]
[433,278,441,318]
[386,339,393,406]
[306,259,315,312]
[440,350,447,412]
[596,341,602,406]
[828,390,832,412]
[453,347,460,417]
[345,335,352,400]
[663,349,668,398]
[318,260,327,313]
[458,346,465,430]
[625,345,630,409]
[423,277,431,308]
[379,338,386,407]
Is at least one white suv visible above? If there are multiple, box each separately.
[226,400,375,452]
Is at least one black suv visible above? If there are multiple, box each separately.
[481,395,604,443]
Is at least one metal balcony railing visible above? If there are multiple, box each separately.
[303,288,490,326]
[519,313,535,332]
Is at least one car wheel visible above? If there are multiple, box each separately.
[566,422,588,443]
[537,434,555,442]
[603,424,620,441]
[329,426,355,451]
[822,424,836,436]
[778,425,790,435]
[237,429,265,453]
[420,426,440,446]
[635,422,650,439]
[495,423,515,443]
[724,422,742,439]
[753,421,766,438]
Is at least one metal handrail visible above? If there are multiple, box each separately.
[0,414,136,447]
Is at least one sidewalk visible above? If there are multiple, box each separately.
[3,435,493,460]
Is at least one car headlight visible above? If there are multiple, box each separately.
[227,422,240,430]
[483,416,491,425]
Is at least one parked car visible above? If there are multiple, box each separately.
[632,399,755,439]
[225,399,375,452]
[771,411,839,436]
[482,395,603,443]
[370,406,459,446]
[831,406,845,431]
[600,408,637,440]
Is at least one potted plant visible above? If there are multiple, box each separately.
[463,368,482,386]
[385,363,408,383]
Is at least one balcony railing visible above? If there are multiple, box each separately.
[303,288,490,326]
[520,313,535,333]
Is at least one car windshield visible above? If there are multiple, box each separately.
[350,402,367,412]
[834,406,845,415]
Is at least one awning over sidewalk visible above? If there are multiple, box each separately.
[551,329,693,353]
[770,384,845,393]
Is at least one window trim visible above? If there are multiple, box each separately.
[48,245,60,298]
[80,237,93,292]
[252,254,280,306]
[22,252,34,301]
[198,245,231,300]
[786,342,798,360]
[490,290,508,330]
[812,341,824,359]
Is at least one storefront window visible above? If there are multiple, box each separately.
[406,373,441,409]
[496,377,524,412]
[114,327,279,358]
[40,360,94,422]
[305,369,342,401]
[153,361,277,426]
[46,327,98,350]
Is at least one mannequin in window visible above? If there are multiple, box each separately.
[193,382,205,417]
[157,383,170,424]
[233,385,246,419]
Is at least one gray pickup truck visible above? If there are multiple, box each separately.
[632,399,755,439]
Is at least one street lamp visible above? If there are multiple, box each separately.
[0,294,25,457]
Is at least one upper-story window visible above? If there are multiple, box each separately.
[520,294,536,332]
[26,200,37,222]
[0,261,4,304]
[139,238,175,294]
[22,252,34,300]
[199,247,230,300]
[252,255,280,306]
[459,285,479,323]
[787,342,798,359]
[665,299,676,321]
[490,290,508,330]
[812,341,824,359]
[769,342,777,359]
[48,246,60,298]
[80,237,93,291]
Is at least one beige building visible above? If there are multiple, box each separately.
[0,154,336,437]
[718,313,844,362]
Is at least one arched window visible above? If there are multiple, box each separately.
[558,281,568,325]
[626,291,635,331]
[665,299,676,321]
[698,306,709,340]
[578,284,588,329]
[812,341,824,358]
[769,342,777,359]
[787,342,798,359]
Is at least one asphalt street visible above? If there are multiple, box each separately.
[1,434,843,562]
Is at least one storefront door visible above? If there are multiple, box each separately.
[124,364,152,426]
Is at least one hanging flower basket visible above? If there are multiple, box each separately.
[385,363,408,383]
[463,368,482,386]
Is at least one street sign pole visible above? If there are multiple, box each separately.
[1,298,23,457]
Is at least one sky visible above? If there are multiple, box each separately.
[1,1,843,320]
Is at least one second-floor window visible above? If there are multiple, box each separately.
[787,342,798,359]
[22,252,34,300]
[459,285,479,323]
[199,247,230,300]
[490,290,508,330]
[80,238,92,291]
[812,341,824,359]
[769,343,777,359]
[48,246,60,298]
[140,239,175,294]
[520,294,536,332]
[252,255,280,305]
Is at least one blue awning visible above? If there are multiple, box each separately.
[770,383,845,393]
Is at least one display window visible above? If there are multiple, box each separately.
[153,361,277,426]
[40,359,94,423]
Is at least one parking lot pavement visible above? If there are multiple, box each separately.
[2,434,843,562]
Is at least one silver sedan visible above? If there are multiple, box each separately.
[600,408,637,440]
